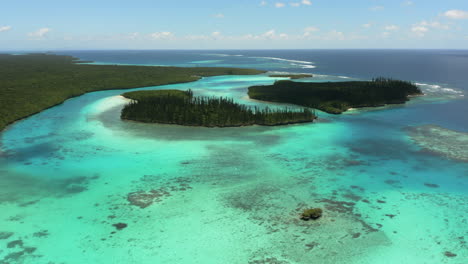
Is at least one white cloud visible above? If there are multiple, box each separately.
[381,32,391,38]
[262,29,276,38]
[237,29,289,40]
[370,6,384,11]
[410,19,450,37]
[411,26,428,37]
[185,34,209,40]
[325,30,345,41]
[213,13,224,18]
[275,2,285,8]
[239,34,256,40]
[402,1,413,6]
[419,20,450,30]
[183,30,289,42]
[149,31,174,39]
[0,26,11,32]
[304,26,319,32]
[443,10,468,20]
[384,25,399,31]
[28,28,51,38]
[128,32,139,40]
[268,0,311,8]
[362,23,372,29]
[303,27,319,38]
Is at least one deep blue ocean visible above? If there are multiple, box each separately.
[1,50,467,263]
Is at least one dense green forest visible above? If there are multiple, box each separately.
[122,90,192,101]
[0,53,264,130]
[269,74,313,79]
[121,90,316,127]
[248,78,422,114]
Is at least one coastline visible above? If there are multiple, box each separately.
[120,117,315,128]
[0,53,265,132]
[0,79,201,132]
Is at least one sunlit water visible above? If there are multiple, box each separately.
[0,51,467,264]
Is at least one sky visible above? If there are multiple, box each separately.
[1,0,468,50]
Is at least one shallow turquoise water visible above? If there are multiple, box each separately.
[0,71,467,263]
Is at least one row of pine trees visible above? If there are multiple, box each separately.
[121,91,316,127]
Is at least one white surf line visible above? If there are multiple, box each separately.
[252,56,315,65]
[415,83,464,96]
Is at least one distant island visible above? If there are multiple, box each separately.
[121,90,316,127]
[269,74,313,79]
[248,78,422,114]
[0,53,264,131]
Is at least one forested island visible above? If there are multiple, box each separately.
[0,53,264,130]
[121,90,316,127]
[248,78,422,114]
[269,74,313,79]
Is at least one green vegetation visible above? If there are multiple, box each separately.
[0,53,264,130]
[248,78,422,114]
[301,208,323,221]
[122,90,191,101]
[269,74,313,79]
[121,90,316,127]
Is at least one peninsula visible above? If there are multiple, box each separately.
[121,90,316,127]
[248,78,422,114]
[0,53,264,130]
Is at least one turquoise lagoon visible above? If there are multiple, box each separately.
[0,51,467,264]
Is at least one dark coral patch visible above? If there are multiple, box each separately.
[7,239,23,248]
[0,232,14,240]
[444,251,457,258]
[112,223,128,230]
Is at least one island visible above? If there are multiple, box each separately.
[248,78,422,114]
[269,74,313,79]
[121,90,317,127]
[0,53,265,131]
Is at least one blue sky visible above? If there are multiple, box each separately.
[1,0,468,50]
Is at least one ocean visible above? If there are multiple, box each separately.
[0,50,467,263]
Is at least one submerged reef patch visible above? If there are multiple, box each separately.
[127,176,193,209]
[0,232,13,240]
[0,172,98,204]
[444,251,457,258]
[127,189,171,208]
[406,125,468,162]
[112,223,128,230]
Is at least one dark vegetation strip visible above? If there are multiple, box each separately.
[0,53,265,131]
[121,90,317,127]
[269,74,313,79]
[248,78,422,114]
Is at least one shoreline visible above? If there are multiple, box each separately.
[0,53,265,132]
[120,117,316,128]
[0,79,201,133]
